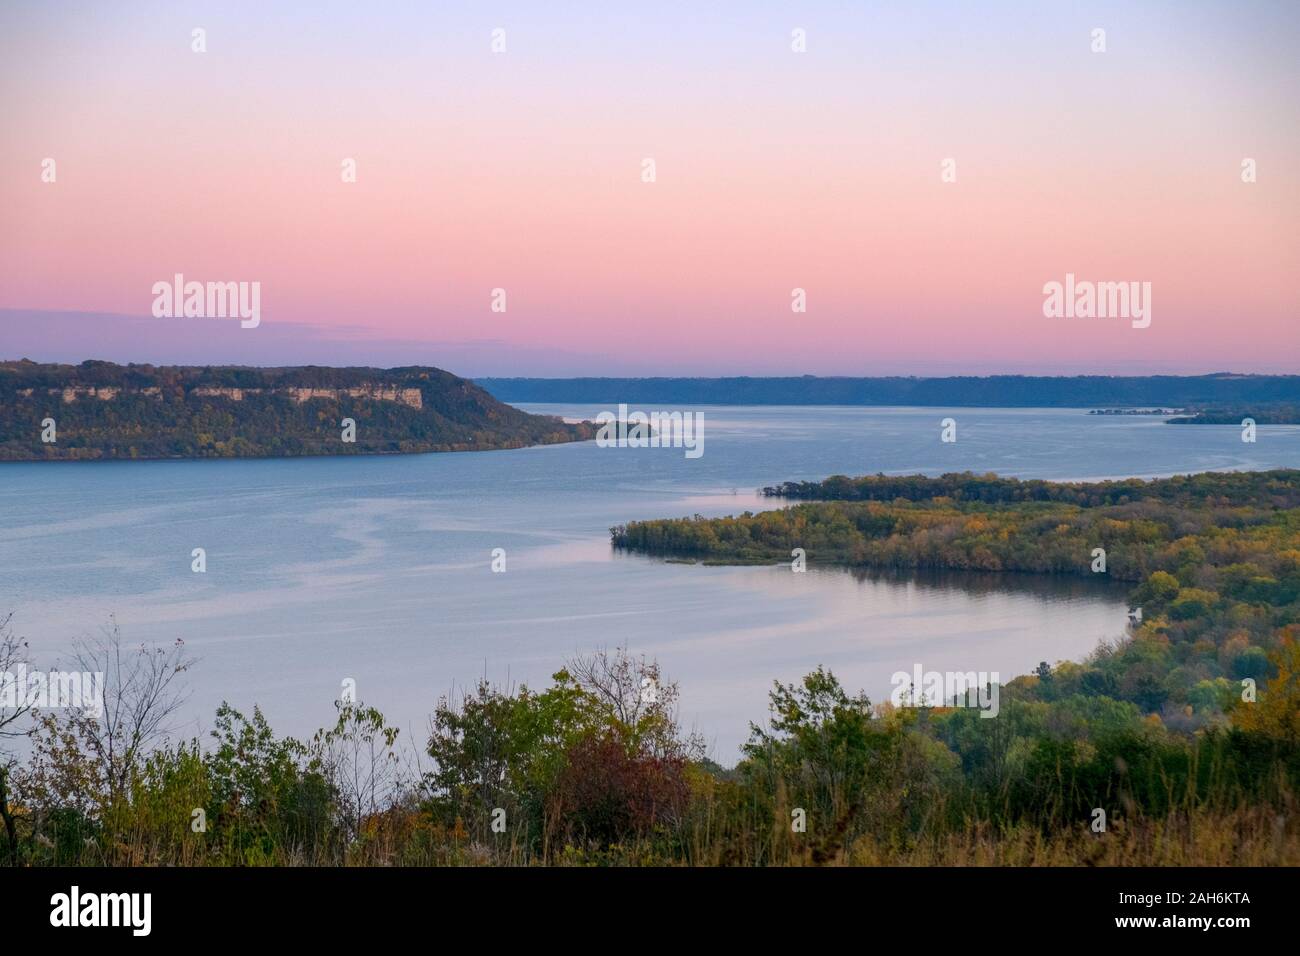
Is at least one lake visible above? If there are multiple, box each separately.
[3,405,1298,759]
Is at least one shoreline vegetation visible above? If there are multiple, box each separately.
[2,470,1298,866]
[1167,405,1300,425]
[0,360,595,460]
[1089,407,1183,416]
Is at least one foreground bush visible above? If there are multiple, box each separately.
[2,636,1297,867]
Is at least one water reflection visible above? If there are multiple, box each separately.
[846,565,1133,602]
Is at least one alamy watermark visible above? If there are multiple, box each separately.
[50,886,150,936]
[595,404,704,459]
[1,666,104,719]
[151,273,261,328]
[1042,273,1150,329]
[890,664,1000,717]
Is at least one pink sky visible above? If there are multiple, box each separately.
[2,2,1297,375]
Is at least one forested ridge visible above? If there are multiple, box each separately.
[480,372,1300,408]
[0,359,594,460]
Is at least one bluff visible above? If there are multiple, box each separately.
[0,360,594,460]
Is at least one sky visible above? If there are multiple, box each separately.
[2,1,1297,376]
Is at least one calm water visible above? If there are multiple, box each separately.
[3,406,1298,759]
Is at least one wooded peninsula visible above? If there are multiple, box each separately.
[614,470,1300,721]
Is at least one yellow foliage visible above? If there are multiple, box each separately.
[1234,638,1300,745]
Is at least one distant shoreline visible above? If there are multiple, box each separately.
[478,373,1300,409]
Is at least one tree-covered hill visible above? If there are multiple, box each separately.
[0,359,594,460]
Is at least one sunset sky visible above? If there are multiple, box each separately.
[2,1,1297,375]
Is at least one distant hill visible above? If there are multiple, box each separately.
[478,373,1300,408]
[0,360,594,460]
